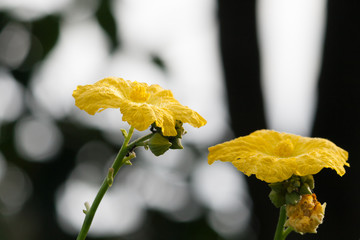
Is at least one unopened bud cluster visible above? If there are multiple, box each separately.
[269,175,314,208]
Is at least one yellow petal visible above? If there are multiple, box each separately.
[72,77,130,115]
[208,129,349,183]
[167,103,207,129]
[118,100,157,131]
[73,77,207,135]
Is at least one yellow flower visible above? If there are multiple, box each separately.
[208,129,349,183]
[285,193,326,234]
[73,77,207,136]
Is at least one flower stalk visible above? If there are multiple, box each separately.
[76,127,155,240]
[274,206,293,240]
[72,77,206,240]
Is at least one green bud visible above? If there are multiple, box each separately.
[289,175,300,186]
[269,190,286,208]
[148,133,172,156]
[303,175,315,189]
[169,137,184,149]
[107,168,114,186]
[285,191,301,205]
[124,152,136,165]
[287,186,295,193]
[83,201,90,214]
[299,183,312,195]
[174,120,185,138]
[293,180,301,188]
[269,182,285,193]
[121,129,128,138]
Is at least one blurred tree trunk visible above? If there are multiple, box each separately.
[311,1,360,239]
[218,0,360,239]
[217,1,273,239]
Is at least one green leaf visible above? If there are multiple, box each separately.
[148,133,172,156]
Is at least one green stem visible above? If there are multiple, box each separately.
[76,127,155,240]
[283,226,294,239]
[274,205,293,240]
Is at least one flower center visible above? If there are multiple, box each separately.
[275,139,294,157]
[130,83,151,103]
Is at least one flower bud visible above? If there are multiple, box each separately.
[169,137,184,149]
[285,193,326,234]
[299,183,312,195]
[285,191,300,205]
[301,175,315,190]
[269,190,285,208]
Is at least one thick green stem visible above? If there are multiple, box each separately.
[274,205,293,240]
[76,127,154,240]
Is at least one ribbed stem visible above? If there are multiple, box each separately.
[76,127,154,240]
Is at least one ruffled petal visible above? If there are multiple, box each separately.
[167,103,207,128]
[152,107,177,136]
[208,129,349,183]
[119,100,156,131]
[72,77,130,115]
[73,77,207,134]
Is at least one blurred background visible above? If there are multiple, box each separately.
[0,0,359,240]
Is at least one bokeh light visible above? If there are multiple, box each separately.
[14,116,63,162]
[0,71,24,123]
[0,22,30,69]
[192,160,251,237]
[0,154,33,215]
[0,0,73,20]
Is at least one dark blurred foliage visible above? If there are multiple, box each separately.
[0,1,235,240]
[0,12,60,86]
[95,0,119,52]
[219,0,360,239]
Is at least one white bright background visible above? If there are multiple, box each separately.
[0,0,327,238]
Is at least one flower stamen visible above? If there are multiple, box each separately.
[130,82,151,103]
[275,139,294,158]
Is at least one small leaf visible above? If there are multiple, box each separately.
[269,190,285,208]
[148,133,172,156]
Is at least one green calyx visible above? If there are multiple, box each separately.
[148,121,186,156]
[148,133,172,156]
[268,175,315,208]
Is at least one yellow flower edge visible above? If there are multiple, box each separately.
[208,129,349,183]
[73,77,207,136]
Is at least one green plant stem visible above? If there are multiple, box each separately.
[76,127,155,240]
[283,226,293,239]
[274,205,293,240]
